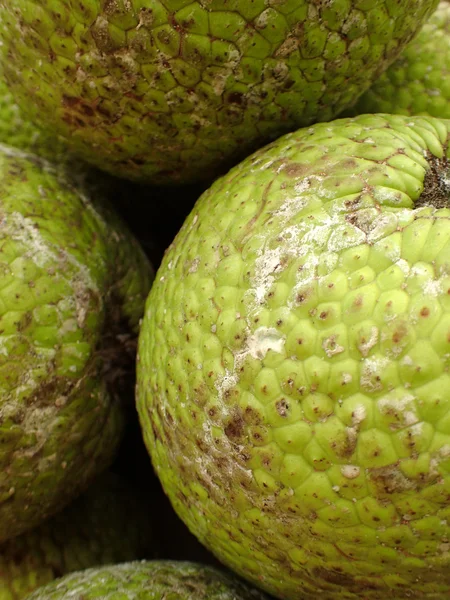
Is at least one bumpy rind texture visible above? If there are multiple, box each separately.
[137,114,450,599]
[0,77,68,161]
[0,144,153,543]
[0,472,155,600]
[0,74,120,199]
[0,0,439,185]
[346,1,450,118]
[24,561,268,600]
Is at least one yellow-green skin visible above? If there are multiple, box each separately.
[24,561,269,600]
[0,0,439,185]
[0,473,155,600]
[0,144,153,543]
[137,113,450,599]
[347,1,450,118]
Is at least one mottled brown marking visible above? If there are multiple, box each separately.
[368,464,421,496]
[416,152,450,209]
[276,398,289,417]
[353,295,363,308]
[392,322,407,343]
[243,405,262,425]
[282,163,309,178]
[313,567,357,588]
[224,408,245,442]
[228,92,244,105]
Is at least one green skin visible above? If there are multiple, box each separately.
[0,75,119,196]
[137,113,450,599]
[24,561,268,600]
[346,1,450,118]
[0,0,439,185]
[0,145,153,543]
[0,77,68,161]
[0,472,155,600]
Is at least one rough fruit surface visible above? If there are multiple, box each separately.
[0,473,155,600]
[0,145,153,542]
[25,561,268,600]
[0,0,439,185]
[346,1,450,118]
[137,114,450,599]
[0,76,67,161]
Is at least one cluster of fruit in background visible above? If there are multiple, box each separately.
[0,1,450,599]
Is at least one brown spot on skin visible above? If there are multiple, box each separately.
[16,311,32,332]
[313,567,357,588]
[224,408,245,442]
[420,307,430,317]
[353,295,363,308]
[334,434,357,459]
[416,153,450,209]
[243,406,262,425]
[344,197,361,210]
[228,92,244,105]
[368,464,426,496]
[276,398,289,417]
[195,438,208,453]
[25,376,72,408]
[281,163,309,178]
[151,419,161,443]
[392,323,407,343]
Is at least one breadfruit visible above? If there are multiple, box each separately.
[0,0,439,185]
[24,561,269,600]
[137,113,450,599]
[0,144,153,543]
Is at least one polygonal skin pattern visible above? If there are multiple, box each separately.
[0,0,439,185]
[0,473,155,600]
[25,561,268,600]
[0,145,153,543]
[347,1,450,118]
[0,77,67,161]
[137,114,450,599]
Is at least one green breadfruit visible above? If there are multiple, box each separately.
[137,113,450,599]
[346,1,450,118]
[0,472,156,600]
[0,0,439,185]
[0,143,153,543]
[23,561,269,600]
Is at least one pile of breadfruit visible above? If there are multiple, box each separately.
[0,2,450,599]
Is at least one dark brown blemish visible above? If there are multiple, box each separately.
[416,152,450,209]
[276,398,289,417]
[224,408,245,441]
[313,567,357,588]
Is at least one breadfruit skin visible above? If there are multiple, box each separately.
[347,2,450,118]
[24,561,269,600]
